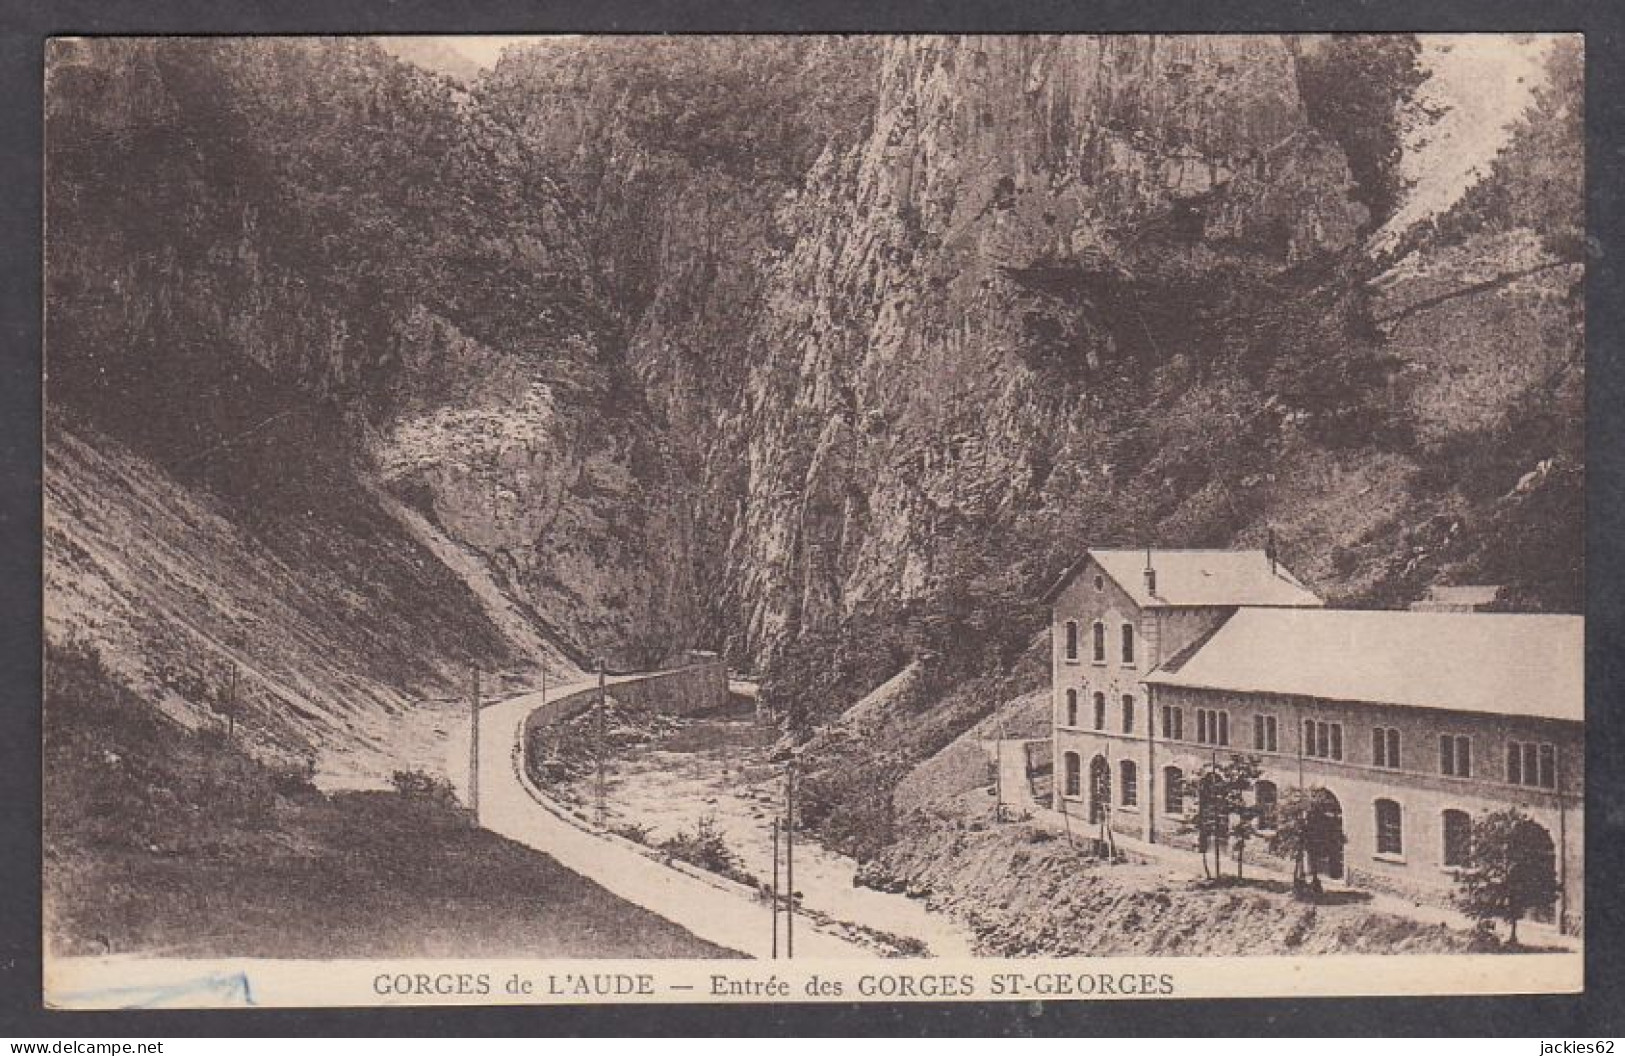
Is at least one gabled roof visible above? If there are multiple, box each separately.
[1046,548,1324,608]
[1143,607,1584,723]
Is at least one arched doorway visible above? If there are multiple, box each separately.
[1319,791,1345,881]
[1523,820,1558,923]
[1254,780,1278,831]
[1088,756,1111,824]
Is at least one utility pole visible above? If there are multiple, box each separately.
[595,658,607,830]
[226,663,239,742]
[994,695,1007,822]
[1557,751,1568,934]
[785,756,796,960]
[771,818,781,959]
[469,666,481,819]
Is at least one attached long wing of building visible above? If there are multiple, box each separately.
[1047,547,1582,934]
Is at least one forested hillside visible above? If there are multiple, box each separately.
[45,35,1582,788]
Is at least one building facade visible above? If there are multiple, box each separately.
[1048,549,1584,933]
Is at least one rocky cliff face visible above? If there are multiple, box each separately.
[714,37,1368,667]
[47,35,1582,756]
[498,36,1579,698]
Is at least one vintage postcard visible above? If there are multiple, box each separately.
[41,34,1584,1009]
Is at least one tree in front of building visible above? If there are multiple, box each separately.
[1181,756,1263,881]
[1268,786,1344,897]
[1453,808,1558,946]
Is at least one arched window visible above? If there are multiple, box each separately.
[1064,621,1079,661]
[1065,688,1078,727]
[1375,799,1403,856]
[1442,809,1472,868]
[1092,621,1106,663]
[1120,759,1138,807]
[1164,766,1184,815]
[1088,756,1112,823]
[1121,622,1135,664]
[1092,691,1106,730]
[1254,780,1278,830]
[1121,694,1135,734]
[1063,752,1082,798]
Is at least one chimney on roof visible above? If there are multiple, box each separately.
[1143,547,1157,597]
[1266,528,1278,575]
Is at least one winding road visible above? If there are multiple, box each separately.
[474,679,868,959]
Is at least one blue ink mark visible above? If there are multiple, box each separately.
[60,970,256,1008]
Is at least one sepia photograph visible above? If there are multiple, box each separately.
[38,32,1585,1009]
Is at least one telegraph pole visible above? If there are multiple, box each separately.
[785,756,796,959]
[1557,752,1568,934]
[226,663,239,742]
[771,818,781,959]
[994,695,1006,822]
[469,667,481,819]
[595,658,607,830]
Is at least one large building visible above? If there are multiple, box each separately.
[1046,548,1583,932]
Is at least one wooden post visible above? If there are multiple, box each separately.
[1557,750,1568,934]
[469,667,480,819]
[1146,684,1157,845]
[771,818,781,959]
[595,659,607,830]
[785,757,796,960]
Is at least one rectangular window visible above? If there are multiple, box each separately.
[1093,693,1106,731]
[1373,727,1400,769]
[1507,739,1557,788]
[1065,621,1079,661]
[1121,623,1136,665]
[1163,701,1189,737]
[1254,715,1277,752]
[1194,708,1229,746]
[1304,720,1343,760]
[1441,735,1471,778]
[1092,622,1106,663]
[1122,695,1135,735]
[1375,800,1403,856]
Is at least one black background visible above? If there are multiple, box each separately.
[1,0,1621,1037]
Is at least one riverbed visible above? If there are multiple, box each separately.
[577,702,978,958]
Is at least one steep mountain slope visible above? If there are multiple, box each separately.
[46,33,1581,791]
[44,422,551,781]
[46,37,698,676]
